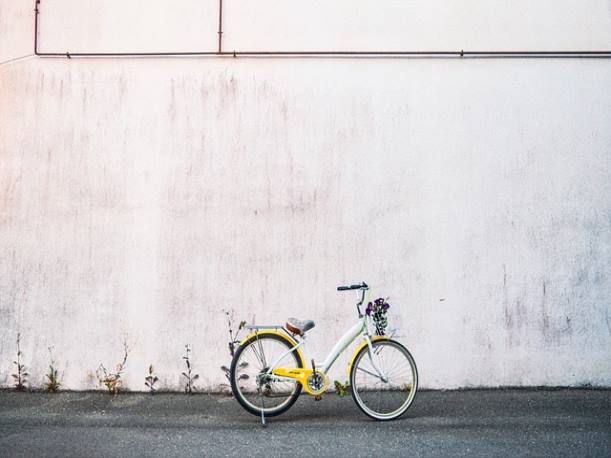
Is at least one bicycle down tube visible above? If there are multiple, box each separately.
[320,317,367,373]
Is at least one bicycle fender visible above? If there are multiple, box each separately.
[240,330,306,367]
[346,336,390,377]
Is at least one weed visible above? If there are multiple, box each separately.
[220,361,249,385]
[182,344,199,394]
[220,310,248,393]
[223,309,247,357]
[334,380,350,397]
[96,339,131,395]
[12,333,28,391]
[220,364,230,381]
[45,347,61,393]
[144,364,159,394]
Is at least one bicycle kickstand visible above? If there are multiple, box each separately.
[257,373,267,426]
[260,402,266,427]
[258,381,266,427]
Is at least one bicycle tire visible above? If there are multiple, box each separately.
[350,339,418,421]
[230,333,304,417]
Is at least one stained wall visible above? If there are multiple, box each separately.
[1,0,610,390]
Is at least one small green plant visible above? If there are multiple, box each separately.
[144,364,159,394]
[12,333,28,391]
[220,361,249,390]
[220,364,230,382]
[45,347,61,393]
[223,309,247,357]
[334,380,350,397]
[220,310,247,392]
[96,339,131,395]
[182,344,199,394]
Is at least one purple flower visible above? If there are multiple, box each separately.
[365,302,373,315]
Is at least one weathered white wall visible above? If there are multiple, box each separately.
[1,0,610,391]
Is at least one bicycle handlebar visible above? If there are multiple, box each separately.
[337,282,368,291]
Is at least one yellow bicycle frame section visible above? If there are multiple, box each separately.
[241,329,327,395]
[346,335,390,377]
[272,367,329,396]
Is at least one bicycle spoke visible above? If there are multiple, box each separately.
[356,366,384,380]
[249,345,265,368]
[256,336,268,368]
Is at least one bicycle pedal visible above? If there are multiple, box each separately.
[314,394,323,401]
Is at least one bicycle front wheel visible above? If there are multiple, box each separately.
[350,339,418,420]
[230,333,303,417]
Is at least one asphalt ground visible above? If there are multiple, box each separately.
[0,389,609,457]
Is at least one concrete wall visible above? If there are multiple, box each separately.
[1,0,610,391]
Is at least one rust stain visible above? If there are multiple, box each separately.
[502,264,512,328]
[168,78,177,120]
[541,280,549,331]
[119,73,126,100]
[82,87,87,113]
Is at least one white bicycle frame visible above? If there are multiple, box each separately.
[263,305,387,383]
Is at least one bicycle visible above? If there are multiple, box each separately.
[229,282,418,423]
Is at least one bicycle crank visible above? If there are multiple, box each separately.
[307,359,329,397]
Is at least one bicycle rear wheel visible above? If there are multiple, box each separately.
[350,339,418,420]
[230,333,303,417]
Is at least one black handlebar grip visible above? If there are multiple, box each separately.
[337,283,367,291]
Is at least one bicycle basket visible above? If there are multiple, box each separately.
[366,298,390,336]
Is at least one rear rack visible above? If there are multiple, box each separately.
[245,324,299,339]
[245,325,283,330]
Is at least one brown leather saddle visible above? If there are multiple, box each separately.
[285,317,315,336]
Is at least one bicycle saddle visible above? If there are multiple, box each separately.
[286,317,315,336]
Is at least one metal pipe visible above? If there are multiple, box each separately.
[218,0,223,53]
[33,2,611,59]
[34,50,611,59]
[34,0,40,54]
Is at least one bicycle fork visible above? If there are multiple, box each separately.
[365,336,388,383]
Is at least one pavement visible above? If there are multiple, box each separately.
[0,389,609,457]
